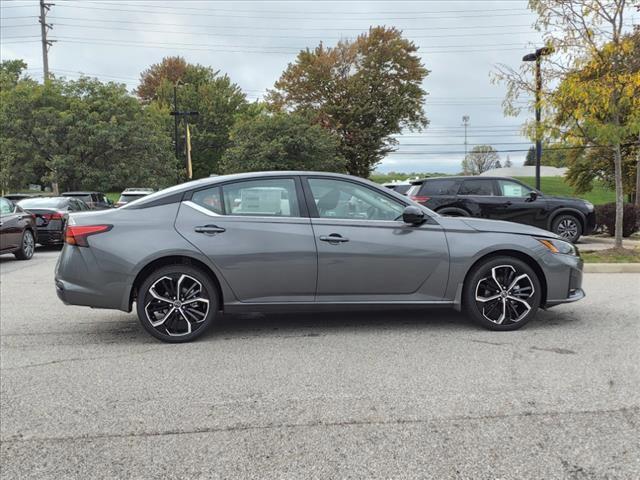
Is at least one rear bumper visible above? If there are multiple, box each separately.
[37,228,64,245]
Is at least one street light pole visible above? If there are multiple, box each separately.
[523,47,552,191]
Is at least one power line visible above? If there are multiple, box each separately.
[386,144,638,155]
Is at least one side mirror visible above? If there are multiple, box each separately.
[402,205,425,225]
[527,191,539,202]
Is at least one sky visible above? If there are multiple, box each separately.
[1,0,628,174]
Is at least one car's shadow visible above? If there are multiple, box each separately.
[84,306,574,345]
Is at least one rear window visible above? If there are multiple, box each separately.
[64,194,92,203]
[419,179,459,196]
[459,179,495,196]
[118,194,148,203]
[393,184,411,195]
[18,197,67,209]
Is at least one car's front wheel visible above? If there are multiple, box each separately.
[136,265,218,343]
[552,214,582,243]
[463,256,542,331]
[14,229,35,260]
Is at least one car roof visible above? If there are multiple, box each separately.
[410,176,517,185]
[123,171,394,209]
[62,191,101,195]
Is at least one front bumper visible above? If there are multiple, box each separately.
[542,252,585,308]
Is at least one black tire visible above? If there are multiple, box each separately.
[136,264,218,343]
[13,229,35,260]
[551,214,582,243]
[463,256,542,331]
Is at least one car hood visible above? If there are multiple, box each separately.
[451,217,560,239]
[541,194,586,205]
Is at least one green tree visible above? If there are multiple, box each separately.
[220,111,346,174]
[135,56,248,178]
[267,26,429,178]
[461,145,501,175]
[0,73,177,192]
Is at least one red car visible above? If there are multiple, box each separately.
[0,197,37,260]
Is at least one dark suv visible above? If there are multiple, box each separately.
[407,176,595,243]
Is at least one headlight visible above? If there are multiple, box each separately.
[584,201,594,211]
[537,238,578,256]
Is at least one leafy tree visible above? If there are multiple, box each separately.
[461,145,501,175]
[524,144,570,167]
[267,26,429,178]
[220,111,346,174]
[0,59,28,91]
[1,73,177,192]
[136,56,248,178]
[496,1,639,248]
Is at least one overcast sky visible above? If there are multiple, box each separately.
[0,0,617,173]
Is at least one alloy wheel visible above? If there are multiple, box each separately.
[143,274,210,337]
[23,231,35,258]
[556,218,578,240]
[474,265,535,325]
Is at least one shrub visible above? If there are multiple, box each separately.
[594,203,639,237]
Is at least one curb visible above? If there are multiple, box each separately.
[584,263,640,273]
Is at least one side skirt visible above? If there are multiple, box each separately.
[223,301,455,314]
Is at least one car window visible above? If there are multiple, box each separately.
[308,178,405,221]
[0,198,14,215]
[394,184,411,195]
[420,179,459,196]
[497,179,533,197]
[191,187,223,215]
[459,179,495,196]
[222,178,300,217]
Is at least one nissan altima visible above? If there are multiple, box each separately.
[55,172,585,343]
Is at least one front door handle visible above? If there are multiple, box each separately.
[319,233,349,244]
[194,224,226,235]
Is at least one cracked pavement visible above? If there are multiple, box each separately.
[1,249,639,479]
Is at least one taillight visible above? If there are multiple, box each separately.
[65,225,112,247]
[42,212,64,221]
[410,195,431,203]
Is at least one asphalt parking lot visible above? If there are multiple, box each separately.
[1,249,639,479]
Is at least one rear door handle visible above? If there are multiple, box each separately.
[194,225,226,235]
[319,234,349,243]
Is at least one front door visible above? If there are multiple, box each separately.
[492,179,548,228]
[304,177,450,302]
[175,177,317,303]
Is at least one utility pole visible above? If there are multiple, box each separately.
[39,0,55,81]
[170,83,199,183]
[462,115,470,158]
[523,47,552,191]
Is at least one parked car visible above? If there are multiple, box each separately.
[55,171,584,343]
[114,188,154,207]
[17,196,89,246]
[382,182,412,195]
[406,176,596,243]
[4,193,39,202]
[0,197,37,260]
[62,191,112,210]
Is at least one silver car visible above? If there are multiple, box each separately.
[55,171,585,343]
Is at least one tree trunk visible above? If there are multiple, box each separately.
[635,133,640,208]
[613,142,624,248]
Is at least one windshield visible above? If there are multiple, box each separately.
[18,197,67,209]
[118,194,148,203]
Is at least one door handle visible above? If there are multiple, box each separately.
[504,201,513,206]
[319,234,349,243]
[194,225,226,235]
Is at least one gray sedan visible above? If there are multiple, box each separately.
[55,171,584,343]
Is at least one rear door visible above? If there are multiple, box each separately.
[457,178,506,218]
[175,176,318,303]
[304,176,450,302]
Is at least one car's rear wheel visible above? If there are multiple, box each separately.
[552,214,582,243]
[14,229,35,260]
[136,265,218,343]
[463,256,541,331]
